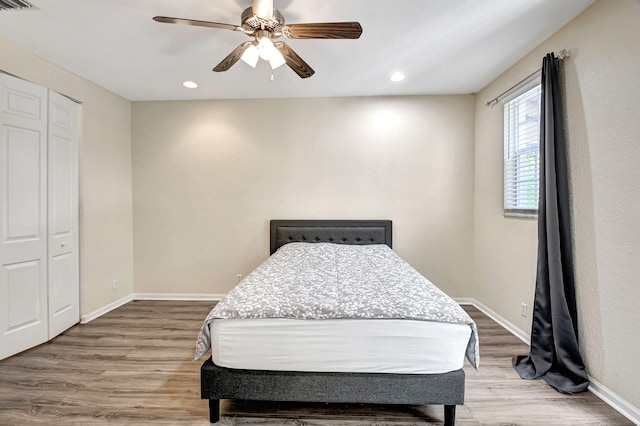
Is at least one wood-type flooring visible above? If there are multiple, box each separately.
[0,300,633,425]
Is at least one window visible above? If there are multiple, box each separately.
[503,84,541,217]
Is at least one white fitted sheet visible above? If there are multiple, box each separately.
[210,317,472,374]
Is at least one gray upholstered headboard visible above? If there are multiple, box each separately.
[270,220,392,255]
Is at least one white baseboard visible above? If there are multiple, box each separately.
[80,294,133,324]
[80,293,222,324]
[456,297,530,344]
[588,376,640,424]
[132,293,225,301]
[457,297,640,425]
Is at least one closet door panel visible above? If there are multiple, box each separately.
[0,73,48,360]
[4,126,42,240]
[3,260,44,330]
[47,90,79,338]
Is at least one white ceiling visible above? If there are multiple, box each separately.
[0,0,595,101]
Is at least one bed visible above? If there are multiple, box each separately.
[198,220,478,425]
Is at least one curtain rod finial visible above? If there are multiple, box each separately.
[557,49,570,59]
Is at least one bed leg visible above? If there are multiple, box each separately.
[208,399,220,424]
[444,404,456,426]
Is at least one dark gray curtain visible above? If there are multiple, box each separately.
[513,53,589,394]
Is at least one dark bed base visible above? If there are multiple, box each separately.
[200,220,465,425]
[201,358,464,425]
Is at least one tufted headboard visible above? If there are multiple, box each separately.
[269,220,392,255]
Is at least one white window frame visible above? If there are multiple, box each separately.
[503,81,541,218]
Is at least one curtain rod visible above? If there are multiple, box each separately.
[485,49,570,107]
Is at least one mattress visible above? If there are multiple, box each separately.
[196,243,479,369]
[210,317,472,374]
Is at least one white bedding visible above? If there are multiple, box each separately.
[210,317,472,374]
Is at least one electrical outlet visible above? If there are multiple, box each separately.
[520,302,528,317]
[112,279,119,291]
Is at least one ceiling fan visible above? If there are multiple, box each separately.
[153,0,362,79]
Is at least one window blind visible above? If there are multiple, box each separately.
[503,84,541,216]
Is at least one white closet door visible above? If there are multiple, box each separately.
[0,73,49,360]
[47,90,79,338]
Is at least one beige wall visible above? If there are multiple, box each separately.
[473,0,640,410]
[132,96,475,297]
[0,39,134,315]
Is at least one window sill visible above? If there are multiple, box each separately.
[504,211,538,219]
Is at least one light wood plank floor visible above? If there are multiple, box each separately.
[0,301,632,425]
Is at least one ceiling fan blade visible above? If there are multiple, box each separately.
[251,0,273,21]
[153,16,241,32]
[213,42,254,72]
[274,42,315,79]
[284,22,363,39]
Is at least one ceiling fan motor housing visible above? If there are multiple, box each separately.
[241,7,284,33]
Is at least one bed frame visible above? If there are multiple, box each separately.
[201,220,464,425]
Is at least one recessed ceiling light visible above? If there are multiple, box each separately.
[389,72,406,82]
[182,81,198,89]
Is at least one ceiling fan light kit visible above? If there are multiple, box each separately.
[240,43,260,68]
[153,0,362,79]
